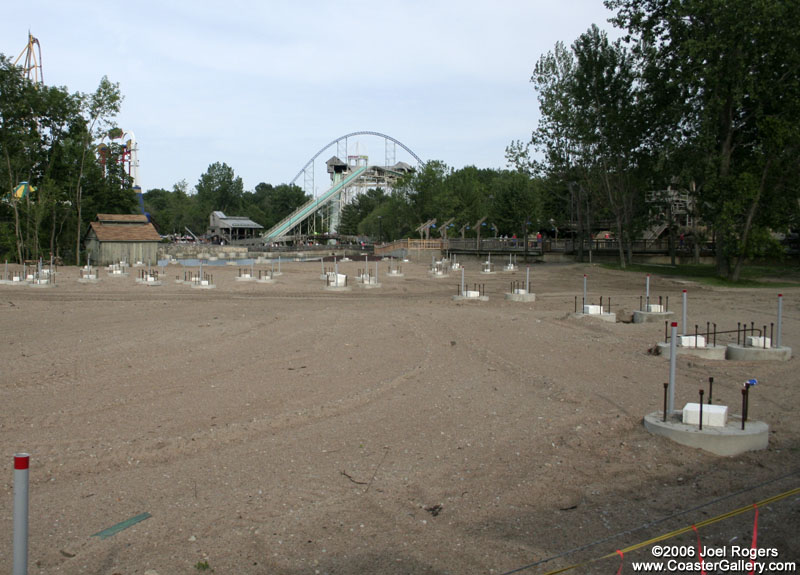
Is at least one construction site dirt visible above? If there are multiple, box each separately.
[1,260,798,574]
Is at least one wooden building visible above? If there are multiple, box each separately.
[207,211,263,243]
[84,214,162,265]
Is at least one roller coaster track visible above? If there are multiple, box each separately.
[264,166,369,240]
[290,131,424,186]
[266,132,423,241]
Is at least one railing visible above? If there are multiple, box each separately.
[374,237,716,257]
[375,239,443,255]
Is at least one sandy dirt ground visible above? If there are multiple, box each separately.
[1,256,799,575]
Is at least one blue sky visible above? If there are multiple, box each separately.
[3,1,618,195]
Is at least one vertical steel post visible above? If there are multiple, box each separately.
[583,274,587,309]
[682,289,687,336]
[14,453,29,575]
[646,274,650,309]
[741,385,749,430]
[460,268,465,296]
[777,294,783,348]
[699,390,704,430]
[668,322,678,414]
[526,267,530,293]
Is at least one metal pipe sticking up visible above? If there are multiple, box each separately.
[14,453,30,575]
[698,389,704,430]
[682,289,687,336]
[668,322,678,414]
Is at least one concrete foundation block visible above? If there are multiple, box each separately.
[505,291,536,302]
[644,412,768,456]
[633,310,674,323]
[726,344,792,361]
[655,342,726,360]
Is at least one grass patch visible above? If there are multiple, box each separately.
[600,262,800,287]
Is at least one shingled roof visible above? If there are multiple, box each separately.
[87,221,162,242]
[96,213,150,223]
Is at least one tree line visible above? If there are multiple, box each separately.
[1,55,131,265]
[508,0,800,280]
[3,0,797,279]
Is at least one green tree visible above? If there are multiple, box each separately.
[519,27,645,268]
[252,182,308,229]
[607,0,800,279]
[0,55,87,262]
[73,76,123,264]
[338,188,387,236]
[195,162,244,216]
[0,55,43,261]
[488,171,542,240]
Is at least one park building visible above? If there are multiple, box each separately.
[84,213,162,265]
[207,211,264,244]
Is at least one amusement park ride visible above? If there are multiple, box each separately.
[10,33,149,218]
[96,130,147,217]
[14,32,43,84]
[265,131,424,243]
[11,31,422,241]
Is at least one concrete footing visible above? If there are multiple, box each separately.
[633,310,674,324]
[505,291,536,302]
[643,411,769,456]
[570,312,616,323]
[725,344,792,361]
[655,342,727,360]
[452,294,489,302]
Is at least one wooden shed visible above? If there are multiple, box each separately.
[84,214,162,265]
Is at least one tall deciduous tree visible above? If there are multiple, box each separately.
[195,162,244,217]
[74,76,122,264]
[606,0,800,279]
[1,55,86,262]
[519,30,645,267]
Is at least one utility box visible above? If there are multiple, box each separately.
[677,335,706,348]
[682,403,728,427]
[746,336,771,348]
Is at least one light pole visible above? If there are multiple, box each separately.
[377,216,382,245]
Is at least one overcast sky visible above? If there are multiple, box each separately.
[3,1,618,195]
